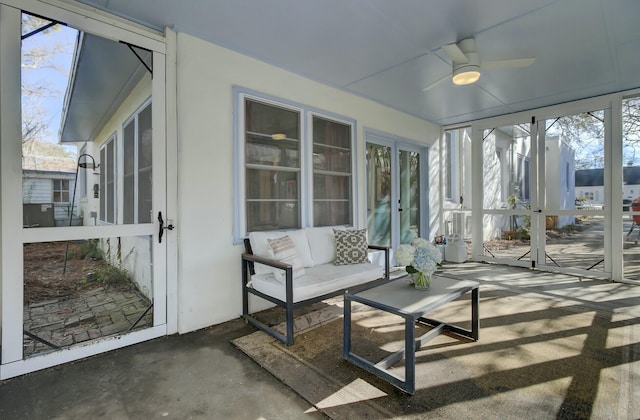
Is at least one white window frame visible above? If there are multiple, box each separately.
[233,88,357,242]
[122,98,152,224]
[99,134,117,224]
[52,178,70,203]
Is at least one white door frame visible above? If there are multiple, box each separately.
[365,129,429,254]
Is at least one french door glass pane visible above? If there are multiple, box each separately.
[366,143,391,246]
[399,150,420,244]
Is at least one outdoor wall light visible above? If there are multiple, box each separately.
[271,133,287,140]
[78,153,100,173]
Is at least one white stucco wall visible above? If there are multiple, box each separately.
[174,32,441,333]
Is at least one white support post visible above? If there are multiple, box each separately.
[1,3,25,365]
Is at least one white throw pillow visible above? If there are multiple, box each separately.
[267,235,306,282]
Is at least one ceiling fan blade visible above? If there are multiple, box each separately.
[422,73,451,91]
[441,42,468,64]
[482,57,535,70]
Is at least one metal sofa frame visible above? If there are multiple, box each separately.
[241,238,389,346]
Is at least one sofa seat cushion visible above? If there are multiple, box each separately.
[249,262,384,303]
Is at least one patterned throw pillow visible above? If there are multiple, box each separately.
[267,235,306,281]
[334,229,369,265]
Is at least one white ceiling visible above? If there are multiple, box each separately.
[68,0,640,126]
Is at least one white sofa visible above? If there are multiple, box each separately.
[242,226,389,346]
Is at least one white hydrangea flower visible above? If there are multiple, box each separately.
[411,237,429,249]
[396,244,415,266]
[396,237,442,275]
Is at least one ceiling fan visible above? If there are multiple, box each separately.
[422,37,535,91]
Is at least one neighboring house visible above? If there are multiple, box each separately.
[575,166,640,207]
[22,151,78,227]
[445,129,575,240]
[59,31,155,300]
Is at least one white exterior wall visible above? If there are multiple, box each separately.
[545,137,575,227]
[22,178,51,204]
[23,174,77,223]
[175,33,441,332]
[76,75,154,298]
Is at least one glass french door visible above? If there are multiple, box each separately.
[1,5,168,379]
[366,133,424,257]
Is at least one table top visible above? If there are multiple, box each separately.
[346,274,479,317]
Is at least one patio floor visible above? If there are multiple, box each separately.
[23,286,152,357]
[1,262,638,419]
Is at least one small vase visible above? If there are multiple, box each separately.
[413,271,431,290]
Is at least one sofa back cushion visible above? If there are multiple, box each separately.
[305,226,346,265]
[248,229,313,274]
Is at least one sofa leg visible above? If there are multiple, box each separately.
[285,304,294,346]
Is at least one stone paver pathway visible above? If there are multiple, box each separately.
[23,286,152,357]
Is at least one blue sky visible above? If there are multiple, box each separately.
[21,19,77,148]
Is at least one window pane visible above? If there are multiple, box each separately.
[137,104,152,223]
[123,120,135,224]
[106,140,115,223]
[246,100,299,140]
[246,136,299,168]
[100,148,106,221]
[246,168,298,200]
[245,99,300,231]
[314,201,350,226]
[313,116,350,149]
[312,116,352,226]
[247,202,299,231]
[313,174,350,200]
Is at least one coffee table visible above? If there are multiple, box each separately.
[343,274,479,394]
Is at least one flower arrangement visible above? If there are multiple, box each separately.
[396,237,443,289]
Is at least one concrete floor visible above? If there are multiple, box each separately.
[1,317,325,419]
[1,262,638,419]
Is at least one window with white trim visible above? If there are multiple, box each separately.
[237,93,354,238]
[123,101,152,224]
[312,115,352,226]
[99,135,116,224]
[52,179,70,203]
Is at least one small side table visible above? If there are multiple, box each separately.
[343,275,479,394]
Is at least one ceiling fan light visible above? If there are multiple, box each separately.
[452,65,480,85]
